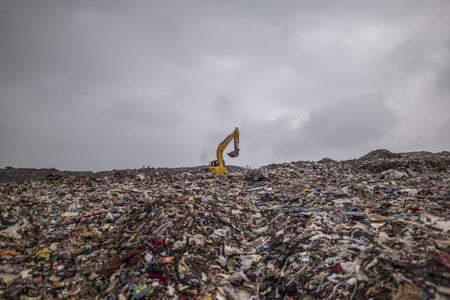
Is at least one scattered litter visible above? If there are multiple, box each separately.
[0,150,449,299]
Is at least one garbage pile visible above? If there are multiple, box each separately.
[1,150,449,299]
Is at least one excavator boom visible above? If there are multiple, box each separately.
[208,127,240,173]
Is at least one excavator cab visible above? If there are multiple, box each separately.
[208,127,240,174]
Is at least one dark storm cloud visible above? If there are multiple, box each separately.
[434,41,450,97]
[301,94,398,149]
[1,0,449,170]
[239,93,398,165]
[106,96,182,126]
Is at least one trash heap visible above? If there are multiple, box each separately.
[1,150,449,299]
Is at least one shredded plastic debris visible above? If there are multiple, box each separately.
[0,150,449,299]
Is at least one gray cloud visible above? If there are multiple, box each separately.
[301,94,398,148]
[1,1,449,170]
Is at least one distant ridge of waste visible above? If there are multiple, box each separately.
[0,149,449,299]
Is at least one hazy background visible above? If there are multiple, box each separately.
[1,1,449,170]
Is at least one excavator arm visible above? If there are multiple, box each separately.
[208,127,239,173]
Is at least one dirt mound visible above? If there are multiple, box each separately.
[355,150,450,173]
[1,150,448,184]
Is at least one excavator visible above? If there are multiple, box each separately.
[208,127,240,173]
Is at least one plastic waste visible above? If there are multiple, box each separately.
[0,150,449,299]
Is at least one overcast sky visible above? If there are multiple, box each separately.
[1,1,449,170]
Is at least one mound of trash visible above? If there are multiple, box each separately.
[1,150,449,299]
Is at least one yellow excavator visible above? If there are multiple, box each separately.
[208,127,240,173]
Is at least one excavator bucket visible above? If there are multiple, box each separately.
[227,149,240,158]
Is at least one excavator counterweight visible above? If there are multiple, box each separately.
[208,127,240,173]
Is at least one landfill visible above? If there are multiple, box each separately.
[0,149,449,299]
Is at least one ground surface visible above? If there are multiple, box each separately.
[0,149,449,299]
[0,166,244,183]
